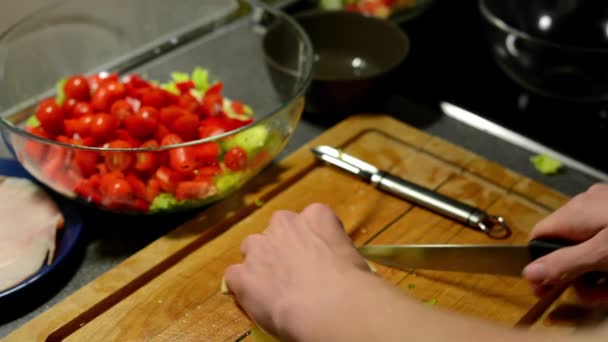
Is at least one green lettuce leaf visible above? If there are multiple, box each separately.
[25,115,40,128]
[149,193,211,213]
[530,154,562,175]
[192,67,209,92]
[171,72,190,83]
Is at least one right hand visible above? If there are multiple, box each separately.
[523,183,608,304]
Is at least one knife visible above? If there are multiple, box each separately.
[358,238,608,283]
[311,145,508,238]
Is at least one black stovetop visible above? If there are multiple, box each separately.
[392,0,608,174]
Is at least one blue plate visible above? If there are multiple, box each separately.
[0,158,83,299]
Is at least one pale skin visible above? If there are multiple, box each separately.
[224,183,608,342]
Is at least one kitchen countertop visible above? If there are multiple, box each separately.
[0,1,601,338]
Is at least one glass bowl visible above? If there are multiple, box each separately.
[480,0,608,102]
[0,0,313,214]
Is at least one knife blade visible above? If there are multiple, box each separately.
[358,238,577,277]
[311,145,508,238]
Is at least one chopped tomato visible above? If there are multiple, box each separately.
[126,173,147,200]
[155,124,170,141]
[90,113,118,143]
[194,142,220,164]
[177,94,200,115]
[176,80,195,94]
[134,140,159,173]
[73,149,99,177]
[75,179,102,204]
[146,178,161,201]
[170,113,199,141]
[111,100,133,124]
[124,106,159,140]
[162,134,196,174]
[160,106,188,126]
[155,166,182,193]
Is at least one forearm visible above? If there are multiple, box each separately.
[283,271,577,342]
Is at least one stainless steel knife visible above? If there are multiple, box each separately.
[358,239,608,283]
[311,145,508,237]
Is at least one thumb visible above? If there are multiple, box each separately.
[523,239,600,286]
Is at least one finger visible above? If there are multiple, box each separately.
[265,210,298,236]
[531,184,608,241]
[300,203,351,247]
[240,233,267,258]
[523,229,608,286]
[224,264,246,298]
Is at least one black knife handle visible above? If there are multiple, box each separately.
[529,238,608,286]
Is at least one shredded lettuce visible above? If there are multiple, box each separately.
[320,0,343,10]
[530,154,562,175]
[171,72,190,83]
[215,172,246,194]
[192,67,209,92]
[25,115,40,128]
[251,325,279,342]
[56,78,67,106]
[222,98,253,121]
[222,125,269,155]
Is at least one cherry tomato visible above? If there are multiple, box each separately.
[111,100,133,124]
[196,164,222,177]
[134,140,159,173]
[155,166,182,193]
[194,142,220,164]
[170,113,199,141]
[224,147,248,171]
[146,178,161,202]
[61,98,78,118]
[178,93,200,115]
[100,177,133,209]
[201,82,223,116]
[74,114,94,138]
[75,179,102,204]
[64,75,91,101]
[90,113,117,143]
[162,134,196,174]
[115,129,141,148]
[175,180,215,201]
[104,81,126,101]
[155,124,170,141]
[91,86,112,112]
[199,125,225,139]
[72,102,94,119]
[104,140,133,171]
[126,174,147,200]
[36,99,63,136]
[129,198,150,212]
[124,106,159,140]
[160,106,188,126]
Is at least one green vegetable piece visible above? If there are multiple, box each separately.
[530,154,562,175]
[56,78,67,106]
[254,199,265,207]
[192,67,209,92]
[251,325,278,342]
[160,82,180,95]
[149,192,214,213]
[320,0,343,10]
[25,115,40,128]
[171,71,190,83]
[215,172,246,194]
[408,283,416,289]
[423,298,438,306]
[223,125,269,156]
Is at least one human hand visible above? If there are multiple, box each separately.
[223,203,373,340]
[523,183,608,304]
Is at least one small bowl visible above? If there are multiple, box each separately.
[0,0,314,215]
[264,10,410,114]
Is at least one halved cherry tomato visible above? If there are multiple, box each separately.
[155,166,182,193]
[90,113,117,143]
[36,99,63,136]
[115,129,141,148]
[202,93,222,117]
[111,100,133,124]
[196,164,222,177]
[124,106,159,140]
[91,87,112,112]
[170,113,199,141]
[162,134,196,174]
[103,81,126,101]
[73,148,99,177]
[160,106,188,126]
[176,80,195,94]
[100,176,133,209]
[178,93,201,115]
[134,140,159,173]
[155,124,170,141]
[224,147,248,171]
[41,145,67,179]
[194,142,220,164]
[71,114,94,138]
[140,88,167,109]
[72,102,94,119]
[199,125,225,139]
[129,198,150,212]
[64,75,91,101]
[175,180,215,201]
[104,140,133,171]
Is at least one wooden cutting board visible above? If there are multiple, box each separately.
[5,114,603,342]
